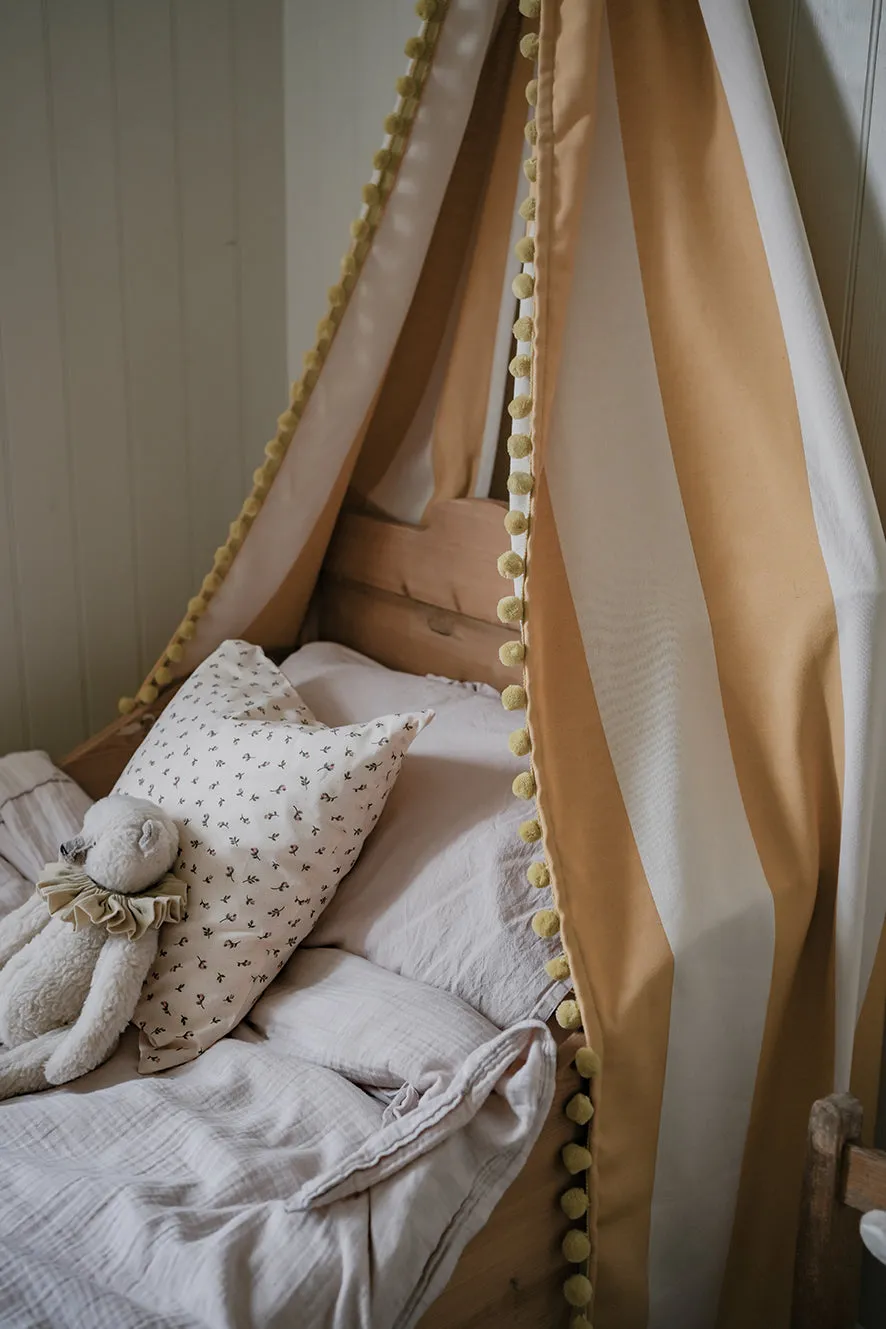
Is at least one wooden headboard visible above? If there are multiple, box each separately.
[62,498,512,797]
[312,497,514,689]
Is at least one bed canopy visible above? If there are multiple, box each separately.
[94,0,886,1322]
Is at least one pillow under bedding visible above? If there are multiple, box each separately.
[114,640,431,1071]
[280,641,569,1028]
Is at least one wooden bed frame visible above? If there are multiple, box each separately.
[61,497,585,1327]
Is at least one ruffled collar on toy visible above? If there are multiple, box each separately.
[36,864,187,941]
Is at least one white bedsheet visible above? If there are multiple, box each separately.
[0,752,556,1328]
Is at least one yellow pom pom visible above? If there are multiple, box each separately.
[497,596,523,624]
[563,1275,593,1309]
[509,354,532,379]
[316,315,336,343]
[575,1047,601,1079]
[415,0,437,16]
[546,953,571,981]
[187,596,205,616]
[326,283,346,308]
[265,437,285,461]
[508,434,532,460]
[505,509,529,536]
[303,348,322,373]
[520,32,540,59]
[531,908,559,938]
[214,546,233,571]
[513,315,534,340]
[556,999,582,1030]
[201,572,222,596]
[118,696,136,716]
[243,496,262,518]
[155,665,173,687]
[362,182,381,207]
[561,1187,589,1220]
[519,0,541,16]
[137,683,159,706]
[563,1230,591,1264]
[253,465,270,492]
[167,643,184,663]
[527,860,550,889]
[520,819,542,843]
[509,727,531,756]
[524,119,538,146]
[396,75,418,98]
[341,253,358,279]
[508,395,532,421]
[404,35,427,58]
[570,1317,592,1329]
[350,217,370,241]
[383,113,406,137]
[290,379,308,408]
[499,640,525,668]
[524,157,538,183]
[178,620,196,641]
[512,272,534,299]
[526,79,538,107]
[507,470,534,495]
[566,1093,594,1126]
[519,197,537,223]
[498,550,525,579]
[562,1143,593,1175]
[515,236,536,264]
[513,770,536,799]
[502,684,527,712]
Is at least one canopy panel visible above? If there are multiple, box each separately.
[115,1,886,1324]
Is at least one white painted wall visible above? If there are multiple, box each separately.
[0,0,285,757]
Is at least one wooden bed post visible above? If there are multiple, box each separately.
[792,1093,864,1329]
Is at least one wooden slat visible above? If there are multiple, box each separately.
[844,1144,886,1214]
[420,1031,584,1328]
[318,577,514,691]
[325,499,509,626]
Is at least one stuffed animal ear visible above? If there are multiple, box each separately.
[138,820,161,855]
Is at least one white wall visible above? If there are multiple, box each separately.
[0,0,286,757]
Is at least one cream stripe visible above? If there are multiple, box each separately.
[699,0,886,1090]
[185,0,501,662]
[546,23,774,1326]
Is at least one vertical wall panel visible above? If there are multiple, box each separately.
[45,0,141,730]
[0,334,27,754]
[0,0,87,755]
[112,0,191,680]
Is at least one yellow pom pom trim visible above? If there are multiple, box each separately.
[350,217,370,241]
[404,35,427,58]
[519,819,542,843]
[201,573,222,597]
[316,315,336,344]
[167,643,184,663]
[566,1093,595,1126]
[561,1187,590,1220]
[415,0,437,16]
[575,1047,601,1079]
[524,119,538,147]
[303,348,323,373]
[243,496,262,518]
[507,471,534,495]
[520,32,540,59]
[569,1317,592,1329]
[514,236,536,264]
[509,727,531,756]
[396,74,418,98]
[563,1275,593,1309]
[214,546,233,571]
[137,683,159,706]
[383,112,405,137]
[513,770,536,799]
[545,953,570,980]
[499,640,525,668]
[498,550,525,579]
[519,0,541,15]
[507,434,532,460]
[512,272,534,299]
[505,509,529,536]
[527,860,550,889]
[372,148,392,173]
[362,182,381,207]
[513,315,534,340]
[509,353,532,379]
[502,684,527,712]
[178,620,196,641]
[526,79,538,107]
[524,157,538,183]
[531,908,559,938]
[497,596,523,624]
[187,596,205,616]
[556,999,582,1030]
[118,696,136,716]
[563,1230,591,1264]
[154,665,173,688]
[508,395,532,420]
[265,438,285,461]
[519,196,537,222]
[327,283,347,308]
[562,1143,593,1175]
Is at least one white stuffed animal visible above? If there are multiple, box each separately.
[0,795,184,1098]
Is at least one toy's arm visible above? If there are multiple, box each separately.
[44,930,158,1086]
[0,893,49,969]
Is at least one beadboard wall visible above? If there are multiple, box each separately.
[0,0,885,764]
